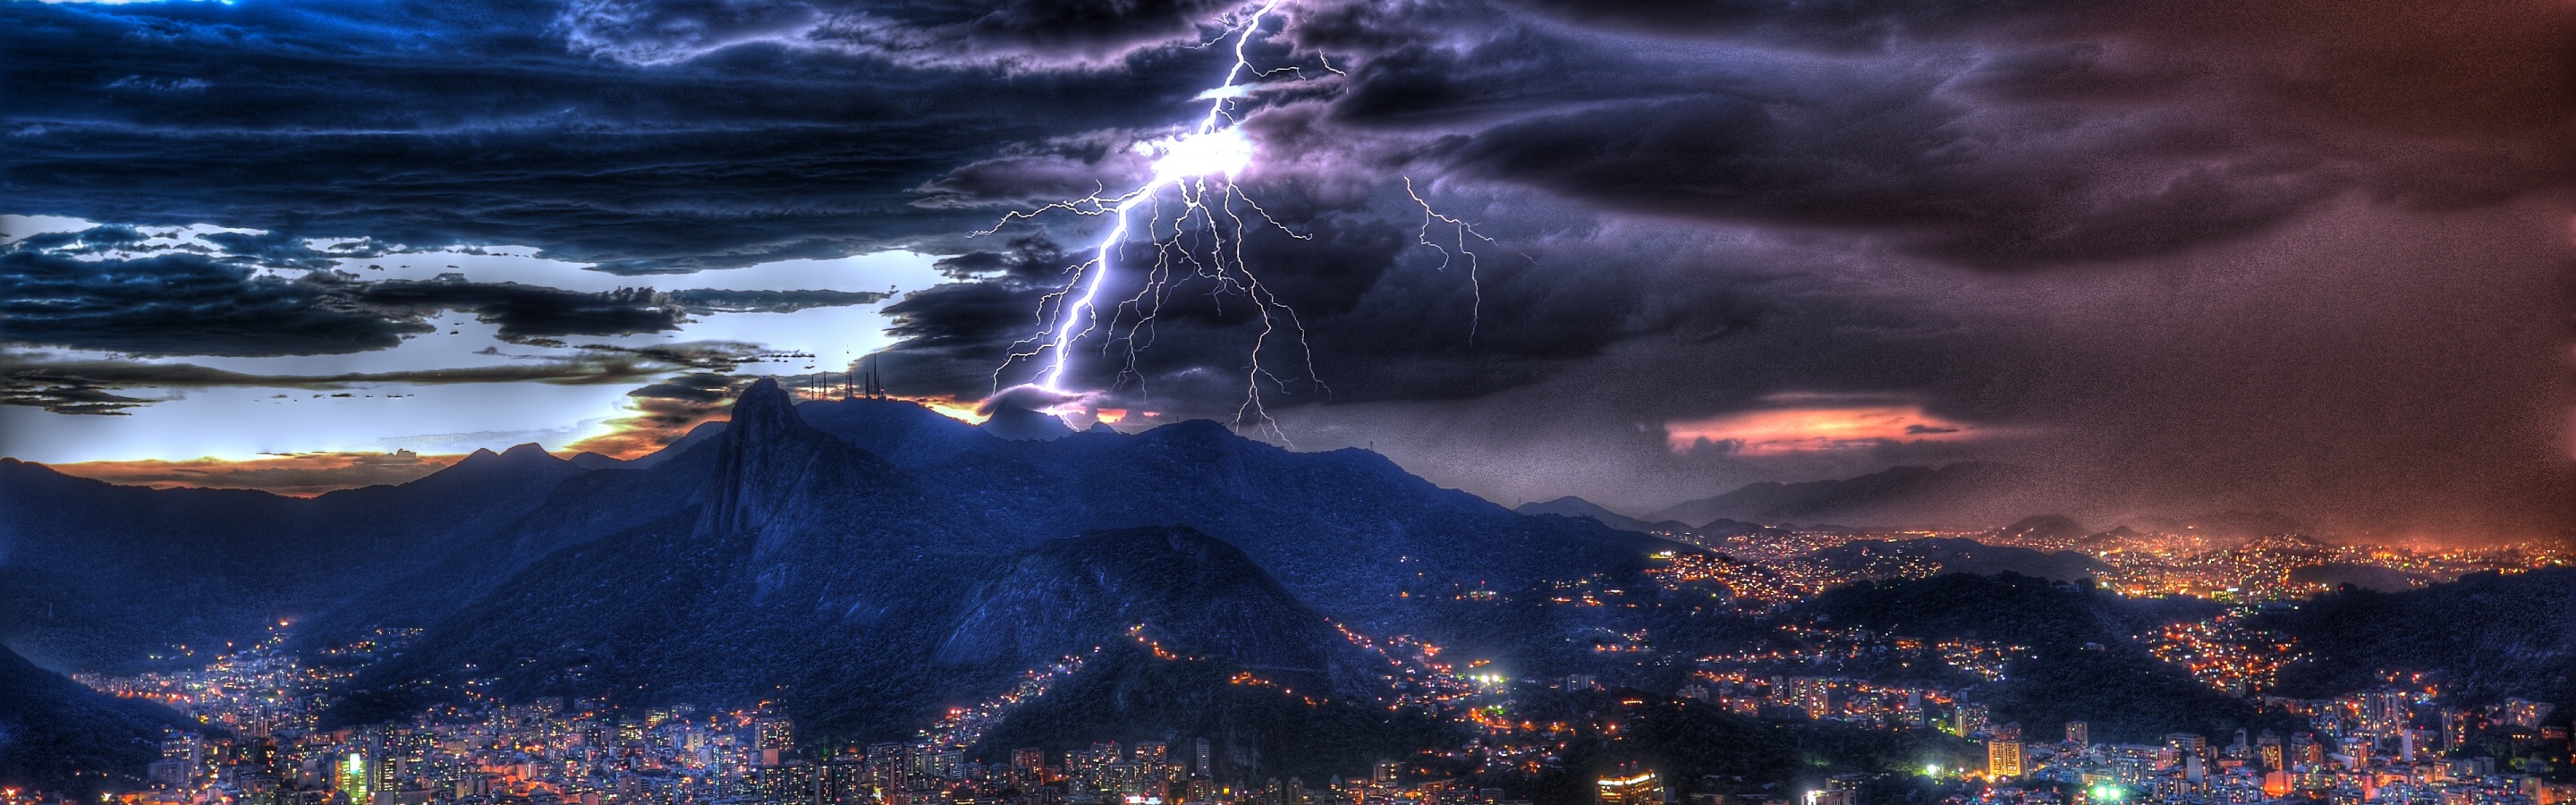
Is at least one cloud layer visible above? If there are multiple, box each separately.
[2,0,2567,538]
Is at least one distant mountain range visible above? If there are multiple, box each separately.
[1513,496,1694,533]
[0,443,587,673]
[3,379,1674,778]
[1649,462,2041,529]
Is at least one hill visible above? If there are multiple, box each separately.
[2263,567,2576,708]
[0,645,198,796]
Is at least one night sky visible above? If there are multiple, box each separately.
[2,0,2569,541]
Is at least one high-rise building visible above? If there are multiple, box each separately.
[2066,722,2089,748]
[337,751,376,805]
[1013,749,1046,772]
[1194,739,1212,778]
[1954,703,1991,737]
[1788,678,1833,721]
[2256,731,2284,772]
[757,718,796,767]
[2368,691,2412,730]
[1596,765,1663,805]
[2290,733,2324,767]
[1987,741,2024,779]
[865,742,908,792]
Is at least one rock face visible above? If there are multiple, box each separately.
[699,379,912,549]
[0,645,196,796]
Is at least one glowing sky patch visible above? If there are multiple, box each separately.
[0,216,953,464]
[44,451,466,496]
[1663,402,1981,455]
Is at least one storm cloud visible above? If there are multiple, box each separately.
[1,0,2567,539]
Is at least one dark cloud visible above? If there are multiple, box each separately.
[0,0,1231,273]
[881,182,1767,415]
[0,344,767,415]
[0,250,434,357]
[0,239,894,357]
[930,234,1071,283]
[1,0,2565,539]
[1491,0,2062,46]
[1284,0,2571,267]
[354,280,689,343]
[559,0,1244,68]
[628,372,742,404]
[670,287,896,313]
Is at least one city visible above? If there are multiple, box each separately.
[27,530,2567,805]
[2,1,2568,805]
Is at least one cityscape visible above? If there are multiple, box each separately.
[1,0,2568,804]
[20,510,2569,805]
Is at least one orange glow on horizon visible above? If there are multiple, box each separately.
[45,452,469,496]
[1663,402,1981,454]
[44,394,1007,496]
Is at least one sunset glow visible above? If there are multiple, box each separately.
[1664,403,1980,455]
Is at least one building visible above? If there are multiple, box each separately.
[2165,733,2206,758]
[757,718,796,767]
[2066,722,2089,748]
[1956,703,1992,737]
[1597,766,1664,805]
[2505,699,2558,730]
[1987,740,2025,779]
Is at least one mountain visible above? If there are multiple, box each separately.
[310,380,1682,756]
[944,527,1450,780]
[0,645,197,796]
[1514,496,1695,533]
[0,445,586,671]
[939,527,1347,682]
[1800,538,2113,583]
[1650,462,2039,529]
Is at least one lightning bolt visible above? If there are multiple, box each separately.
[980,0,1500,438]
